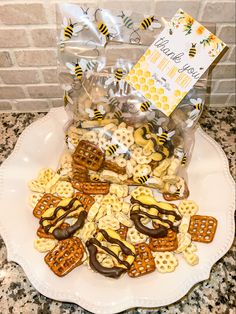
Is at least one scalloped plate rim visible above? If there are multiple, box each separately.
[0,107,235,314]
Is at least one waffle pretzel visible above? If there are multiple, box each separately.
[76,182,110,195]
[44,237,85,277]
[33,194,61,219]
[74,191,95,211]
[72,163,89,182]
[40,198,83,234]
[188,215,217,243]
[116,224,128,240]
[149,229,178,252]
[103,160,126,175]
[37,223,70,239]
[128,243,156,278]
[86,229,135,278]
[130,196,181,238]
[73,140,105,171]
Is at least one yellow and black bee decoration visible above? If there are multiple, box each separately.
[106,144,119,156]
[63,18,81,40]
[157,127,175,145]
[140,101,152,112]
[97,21,110,39]
[66,61,83,80]
[194,102,202,111]
[63,90,73,107]
[136,175,151,184]
[189,43,197,58]
[173,188,181,198]
[140,16,161,30]
[114,68,123,81]
[114,110,123,120]
[86,105,106,121]
[181,153,187,166]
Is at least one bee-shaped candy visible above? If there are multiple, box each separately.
[157,127,175,145]
[140,16,161,30]
[106,140,128,156]
[189,43,197,58]
[173,188,181,198]
[136,174,151,184]
[140,101,152,112]
[175,147,187,166]
[86,105,105,121]
[66,60,83,80]
[63,18,81,40]
[106,144,119,156]
[181,153,187,166]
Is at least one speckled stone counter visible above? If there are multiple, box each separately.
[0,107,235,314]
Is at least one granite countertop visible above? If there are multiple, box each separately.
[0,107,235,314]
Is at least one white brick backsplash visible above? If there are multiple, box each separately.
[31,29,57,47]
[213,79,236,93]
[0,51,13,67]
[0,29,29,48]
[227,94,235,105]
[155,1,200,18]
[0,101,12,111]
[210,63,236,79]
[228,45,235,62]
[27,85,63,98]
[0,86,26,99]
[13,99,52,112]
[217,25,236,44]
[200,1,235,22]
[0,0,235,111]
[0,4,47,25]
[15,50,57,66]
[51,98,64,107]
[0,69,41,84]
[42,68,60,83]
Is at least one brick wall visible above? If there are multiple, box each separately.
[0,0,235,112]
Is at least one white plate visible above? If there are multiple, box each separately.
[0,108,235,314]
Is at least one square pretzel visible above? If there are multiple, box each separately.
[149,229,178,252]
[188,215,217,243]
[75,191,95,211]
[128,243,156,278]
[73,140,104,171]
[44,237,85,277]
[116,224,128,240]
[33,193,61,219]
[78,182,110,195]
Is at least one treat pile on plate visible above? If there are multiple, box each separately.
[64,121,190,201]
[29,160,218,278]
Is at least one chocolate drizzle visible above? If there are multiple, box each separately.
[53,210,87,240]
[86,241,126,278]
[85,229,135,279]
[40,198,81,233]
[130,198,181,238]
[100,230,134,256]
[130,197,181,220]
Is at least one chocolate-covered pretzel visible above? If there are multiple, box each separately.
[130,197,181,238]
[86,229,135,279]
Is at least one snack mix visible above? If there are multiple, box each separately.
[29,166,217,278]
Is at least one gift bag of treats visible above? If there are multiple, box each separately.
[56,3,213,201]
